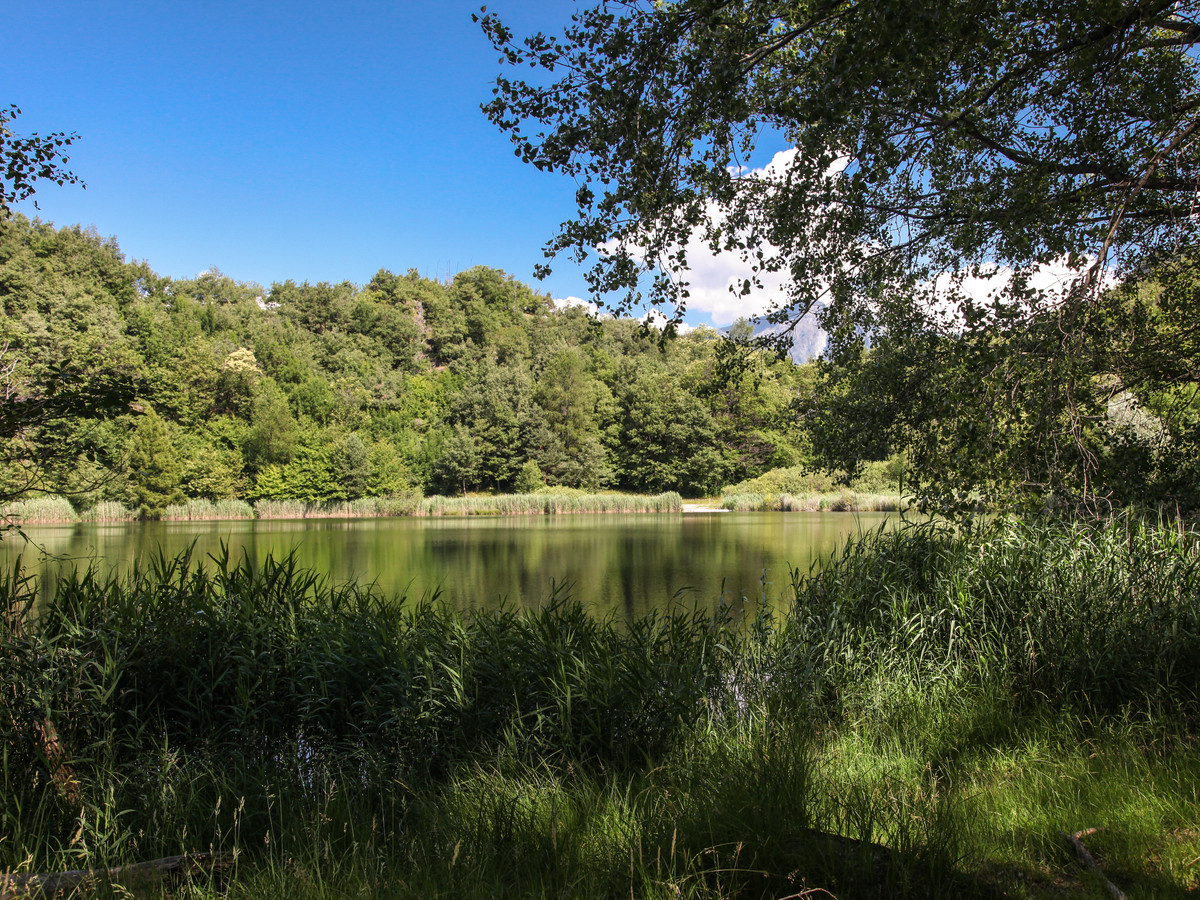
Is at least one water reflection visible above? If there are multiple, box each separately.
[2,513,896,619]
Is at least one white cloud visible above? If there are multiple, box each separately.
[670,242,793,326]
[673,149,800,326]
[925,259,1118,329]
[602,148,811,327]
[552,295,600,316]
[640,308,696,333]
[612,146,1116,332]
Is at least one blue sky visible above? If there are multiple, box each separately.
[5,0,786,325]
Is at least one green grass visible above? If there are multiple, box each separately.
[2,515,1198,897]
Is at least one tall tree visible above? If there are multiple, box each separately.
[431,424,482,496]
[452,358,536,490]
[127,409,184,517]
[531,349,614,489]
[0,217,138,505]
[615,370,727,495]
[242,381,299,471]
[480,0,1200,508]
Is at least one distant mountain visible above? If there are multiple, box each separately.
[721,312,828,363]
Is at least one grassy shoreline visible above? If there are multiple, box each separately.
[0,491,687,524]
[720,489,904,511]
[2,516,1197,897]
[0,489,911,524]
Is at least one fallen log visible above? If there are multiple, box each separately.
[0,851,234,899]
[1059,828,1127,900]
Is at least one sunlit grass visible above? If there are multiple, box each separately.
[252,497,421,518]
[0,495,78,523]
[1,492,684,524]
[417,491,683,516]
[720,490,904,511]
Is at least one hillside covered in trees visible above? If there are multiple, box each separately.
[0,214,812,514]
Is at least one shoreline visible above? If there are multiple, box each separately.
[4,492,688,525]
[3,492,903,525]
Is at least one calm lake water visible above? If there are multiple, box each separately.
[3,512,896,619]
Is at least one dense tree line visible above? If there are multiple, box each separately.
[0,214,808,514]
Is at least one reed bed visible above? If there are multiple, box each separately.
[721,490,903,512]
[253,498,318,519]
[0,495,78,523]
[252,494,679,519]
[802,490,903,511]
[1,547,723,880]
[84,500,137,521]
[251,498,416,519]
[2,493,684,525]
[770,516,1200,718]
[417,491,683,516]
[719,491,772,511]
[163,498,256,520]
[3,516,1198,897]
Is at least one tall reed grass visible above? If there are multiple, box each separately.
[1,496,142,523]
[162,498,255,520]
[721,490,903,511]
[417,492,683,516]
[1,547,721,874]
[2,492,684,525]
[766,516,1200,720]
[251,497,420,518]
[0,495,78,523]
[3,516,1197,897]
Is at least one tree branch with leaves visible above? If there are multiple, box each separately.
[480,0,1200,510]
[0,105,83,210]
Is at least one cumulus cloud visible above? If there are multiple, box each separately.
[924,259,1118,329]
[595,149,803,327]
[667,149,800,327]
[640,308,696,334]
[669,239,793,326]
[611,146,1116,332]
[552,295,600,316]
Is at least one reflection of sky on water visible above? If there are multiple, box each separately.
[4,513,896,620]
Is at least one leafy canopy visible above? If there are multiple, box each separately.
[479,0,1200,508]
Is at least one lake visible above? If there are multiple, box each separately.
[2,512,897,619]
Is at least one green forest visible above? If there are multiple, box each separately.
[0,213,817,516]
